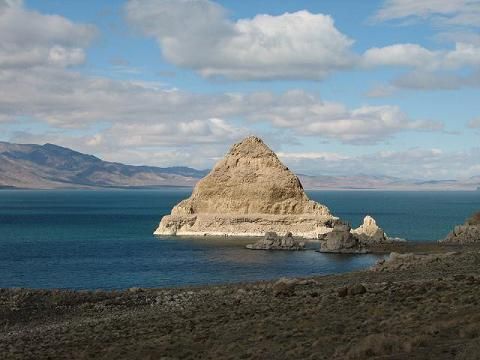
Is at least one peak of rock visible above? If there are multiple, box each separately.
[228,135,275,157]
[361,215,377,228]
[172,135,328,216]
[155,135,336,238]
[352,215,388,243]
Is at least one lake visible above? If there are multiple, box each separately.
[0,189,479,289]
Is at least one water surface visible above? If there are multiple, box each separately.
[0,189,479,289]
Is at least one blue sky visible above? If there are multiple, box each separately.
[1,0,480,179]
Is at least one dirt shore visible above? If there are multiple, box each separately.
[2,243,480,359]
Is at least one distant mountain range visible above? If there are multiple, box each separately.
[0,142,207,189]
[298,174,478,191]
[0,141,478,190]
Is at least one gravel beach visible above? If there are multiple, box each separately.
[2,243,480,359]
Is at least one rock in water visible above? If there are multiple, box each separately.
[352,215,388,244]
[154,136,338,238]
[440,212,480,244]
[246,232,305,250]
[319,223,368,253]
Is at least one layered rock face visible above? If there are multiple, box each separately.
[440,212,480,244]
[154,136,338,238]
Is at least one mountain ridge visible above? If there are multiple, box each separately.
[0,141,478,190]
[0,141,208,189]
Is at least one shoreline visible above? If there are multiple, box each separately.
[1,240,472,291]
[3,244,480,358]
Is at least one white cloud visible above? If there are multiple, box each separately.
[363,44,437,68]
[444,42,480,68]
[363,42,480,70]
[468,117,480,128]
[125,0,355,80]
[245,90,442,144]
[12,126,476,180]
[277,152,349,161]
[369,1,480,92]
[1,68,441,146]
[391,70,480,90]
[124,0,480,90]
[277,147,480,180]
[362,148,480,179]
[436,31,480,46]
[362,42,480,91]
[0,0,447,171]
[0,0,96,69]
[103,118,247,147]
[374,0,480,27]
[365,84,396,98]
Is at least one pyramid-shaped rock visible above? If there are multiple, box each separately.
[154,136,339,238]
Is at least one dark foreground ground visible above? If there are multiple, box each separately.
[2,243,480,359]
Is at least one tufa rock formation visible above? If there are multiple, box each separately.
[154,136,339,238]
[319,223,368,254]
[318,216,392,253]
[440,212,480,244]
[352,215,388,244]
[246,232,305,250]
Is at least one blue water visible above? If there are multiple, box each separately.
[0,189,479,290]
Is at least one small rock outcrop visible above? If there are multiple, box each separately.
[440,212,480,244]
[371,252,458,272]
[272,278,299,297]
[352,215,388,244]
[155,136,338,238]
[337,283,367,297]
[246,232,305,250]
[319,216,392,253]
[319,223,368,254]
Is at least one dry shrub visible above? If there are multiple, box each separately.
[424,319,460,336]
[341,333,411,359]
[455,338,480,360]
[460,323,480,339]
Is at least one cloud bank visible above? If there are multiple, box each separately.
[125,0,480,93]
[125,0,355,80]
[0,0,473,181]
[374,0,480,27]
[0,0,95,69]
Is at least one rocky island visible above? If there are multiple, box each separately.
[155,136,340,238]
[155,136,389,250]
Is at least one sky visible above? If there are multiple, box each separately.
[0,0,479,180]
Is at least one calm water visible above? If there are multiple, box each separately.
[0,189,479,290]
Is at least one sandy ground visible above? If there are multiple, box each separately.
[2,243,480,359]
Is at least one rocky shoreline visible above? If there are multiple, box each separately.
[3,242,480,359]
